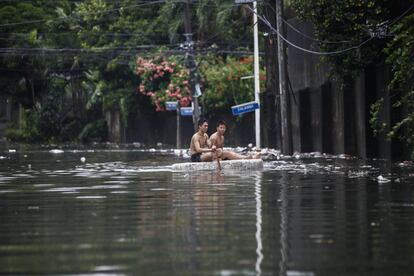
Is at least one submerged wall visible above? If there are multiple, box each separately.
[263,18,406,159]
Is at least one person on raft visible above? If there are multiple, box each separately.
[189,119,220,162]
[209,120,261,160]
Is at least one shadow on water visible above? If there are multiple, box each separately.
[0,146,414,275]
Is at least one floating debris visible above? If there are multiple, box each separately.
[80,157,86,163]
[377,175,391,183]
[49,149,64,154]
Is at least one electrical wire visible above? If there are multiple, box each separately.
[0,0,166,27]
[389,3,414,26]
[245,5,373,56]
[261,2,353,44]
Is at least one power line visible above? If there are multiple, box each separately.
[262,2,353,44]
[246,5,374,56]
[389,3,414,26]
[0,0,166,27]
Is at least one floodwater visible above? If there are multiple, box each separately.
[1,145,414,276]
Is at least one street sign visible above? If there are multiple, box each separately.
[166,101,178,111]
[231,101,259,116]
[180,106,202,116]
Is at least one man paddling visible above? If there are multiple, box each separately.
[189,119,218,162]
[209,120,261,160]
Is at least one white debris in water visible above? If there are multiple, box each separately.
[310,152,323,158]
[80,157,86,163]
[24,155,27,158]
[348,170,369,178]
[149,148,156,152]
[0,156,6,160]
[377,175,391,183]
[8,149,16,153]
[28,164,31,170]
[156,142,162,146]
[248,143,253,148]
[49,149,64,154]
[286,270,315,276]
[182,151,189,159]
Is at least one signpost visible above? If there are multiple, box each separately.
[231,101,260,116]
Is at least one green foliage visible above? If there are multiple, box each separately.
[369,98,386,136]
[370,13,414,154]
[5,109,41,142]
[199,55,265,112]
[289,0,388,77]
[384,14,414,89]
[78,119,108,143]
[1,0,259,143]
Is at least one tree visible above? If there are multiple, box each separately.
[199,55,265,113]
[370,13,414,157]
[135,56,191,111]
[289,0,388,77]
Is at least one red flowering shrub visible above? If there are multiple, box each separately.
[135,56,192,112]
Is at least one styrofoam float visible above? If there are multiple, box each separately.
[172,159,263,172]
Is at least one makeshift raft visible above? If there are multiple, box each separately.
[172,159,263,172]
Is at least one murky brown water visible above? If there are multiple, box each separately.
[1,145,414,275]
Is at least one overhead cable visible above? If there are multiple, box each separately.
[0,0,165,27]
[246,5,373,56]
[262,2,353,44]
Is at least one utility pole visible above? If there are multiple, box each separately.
[176,103,181,149]
[184,0,200,132]
[253,1,261,149]
[275,0,292,155]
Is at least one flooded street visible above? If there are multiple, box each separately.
[1,145,414,275]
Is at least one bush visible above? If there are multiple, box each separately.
[78,119,108,143]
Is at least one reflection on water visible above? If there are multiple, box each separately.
[0,146,414,275]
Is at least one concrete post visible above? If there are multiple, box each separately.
[355,72,367,158]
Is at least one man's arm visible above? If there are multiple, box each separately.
[194,136,215,153]
[208,136,215,148]
[210,133,221,147]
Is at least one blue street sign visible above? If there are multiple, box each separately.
[166,101,178,111]
[180,106,202,116]
[231,101,259,116]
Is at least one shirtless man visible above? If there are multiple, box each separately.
[209,120,260,160]
[189,119,217,162]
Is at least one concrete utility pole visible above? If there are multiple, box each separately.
[275,0,292,155]
[253,1,261,149]
[184,0,200,132]
[176,103,181,149]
